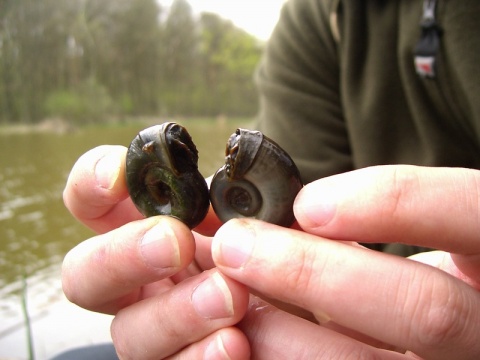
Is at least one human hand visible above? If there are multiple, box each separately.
[62,145,250,359]
[212,165,480,359]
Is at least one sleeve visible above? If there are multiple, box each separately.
[254,0,352,184]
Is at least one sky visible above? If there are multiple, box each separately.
[158,0,287,40]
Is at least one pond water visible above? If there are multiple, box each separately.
[0,118,251,359]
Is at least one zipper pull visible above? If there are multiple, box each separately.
[414,0,442,78]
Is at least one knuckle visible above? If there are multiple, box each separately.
[380,165,420,219]
[307,342,385,360]
[335,346,385,360]
[462,170,480,233]
[152,295,189,342]
[414,277,468,347]
[281,241,320,302]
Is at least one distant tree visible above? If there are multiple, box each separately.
[0,0,19,123]
[0,0,75,122]
[160,0,198,115]
[94,0,163,114]
[199,12,262,116]
[0,0,262,124]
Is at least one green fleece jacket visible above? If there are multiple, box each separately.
[256,0,480,184]
[254,0,480,255]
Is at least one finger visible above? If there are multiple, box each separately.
[238,296,405,360]
[193,230,215,270]
[111,269,249,360]
[212,219,480,359]
[165,327,250,360]
[194,206,224,237]
[410,251,480,290]
[293,165,480,254]
[294,165,480,288]
[63,145,143,233]
[62,216,195,314]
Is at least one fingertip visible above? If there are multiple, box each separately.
[293,181,337,230]
[65,145,126,196]
[94,146,127,191]
[205,327,250,360]
[212,219,256,270]
[223,273,250,319]
[191,270,249,322]
[140,216,196,270]
[64,145,132,230]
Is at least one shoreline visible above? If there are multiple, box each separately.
[0,115,252,136]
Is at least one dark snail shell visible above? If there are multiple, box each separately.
[210,128,303,227]
[125,122,210,229]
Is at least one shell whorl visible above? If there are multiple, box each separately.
[210,128,303,227]
[125,122,209,229]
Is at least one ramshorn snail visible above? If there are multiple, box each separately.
[210,128,303,227]
[126,123,303,229]
[125,122,210,229]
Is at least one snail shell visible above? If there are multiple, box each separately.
[210,128,303,227]
[125,122,210,229]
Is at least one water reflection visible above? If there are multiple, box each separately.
[0,118,251,359]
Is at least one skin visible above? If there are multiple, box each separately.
[63,145,480,359]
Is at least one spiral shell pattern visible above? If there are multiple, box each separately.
[125,122,209,229]
[210,128,303,227]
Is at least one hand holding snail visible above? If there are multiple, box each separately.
[64,149,480,359]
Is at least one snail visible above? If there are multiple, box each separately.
[125,122,210,229]
[210,128,303,227]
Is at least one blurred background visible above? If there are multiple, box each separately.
[0,0,285,358]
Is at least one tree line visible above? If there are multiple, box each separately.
[0,0,264,125]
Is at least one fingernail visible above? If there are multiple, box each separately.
[293,183,337,227]
[213,220,255,269]
[204,333,231,360]
[192,272,234,320]
[95,151,121,190]
[140,222,180,269]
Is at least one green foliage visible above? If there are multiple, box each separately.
[45,91,83,122]
[200,13,261,78]
[197,12,262,116]
[119,94,134,115]
[0,0,263,124]
[44,78,114,124]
